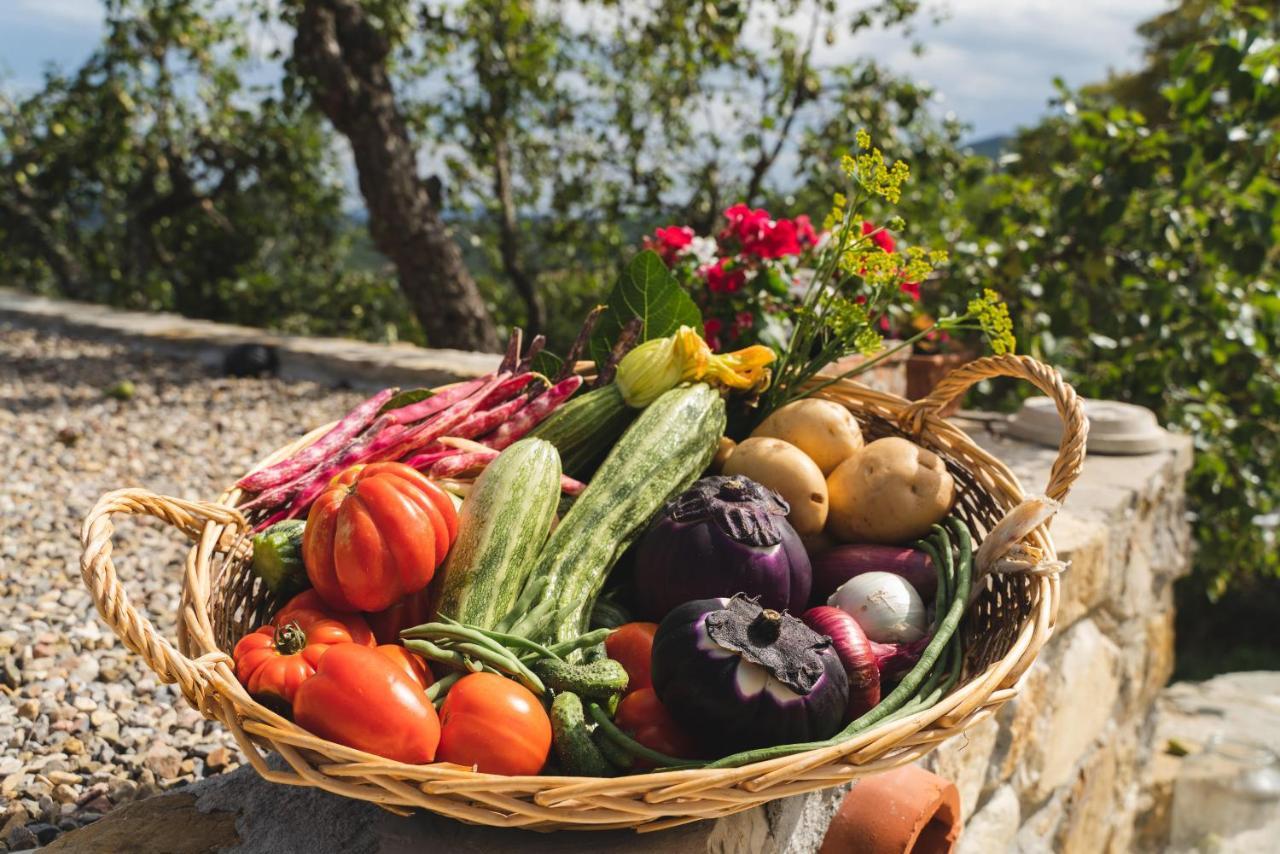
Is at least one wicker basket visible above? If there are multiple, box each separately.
[78,354,1086,832]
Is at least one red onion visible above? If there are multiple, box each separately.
[811,545,936,605]
[801,606,930,721]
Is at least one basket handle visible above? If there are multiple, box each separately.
[901,354,1088,503]
[79,488,246,706]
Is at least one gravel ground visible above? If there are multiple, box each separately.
[0,322,363,850]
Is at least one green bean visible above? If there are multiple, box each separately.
[495,577,548,633]
[426,671,462,707]
[586,703,705,770]
[447,640,546,695]
[435,615,563,662]
[403,639,469,671]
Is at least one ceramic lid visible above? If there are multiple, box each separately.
[1006,396,1168,455]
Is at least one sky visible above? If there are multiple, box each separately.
[0,0,1169,140]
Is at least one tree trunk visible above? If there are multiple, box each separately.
[292,0,499,352]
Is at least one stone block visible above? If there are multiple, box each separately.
[956,785,1019,854]
[1054,743,1120,854]
[924,715,1000,820]
[1050,513,1109,630]
[1004,618,1121,802]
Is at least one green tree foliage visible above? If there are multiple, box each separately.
[0,0,419,343]
[941,1,1280,596]
[278,0,928,347]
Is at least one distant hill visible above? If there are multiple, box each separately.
[964,134,1014,159]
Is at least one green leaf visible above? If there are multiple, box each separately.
[380,388,435,413]
[589,250,702,367]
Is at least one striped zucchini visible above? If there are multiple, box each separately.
[528,385,636,479]
[433,438,562,628]
[531,383,726,644]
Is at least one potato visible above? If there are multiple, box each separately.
[709,436,737,474]
[826,437,955,544]
[751,399,863,475]
[722,437,828,536]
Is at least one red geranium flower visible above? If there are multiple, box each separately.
[702,258,746,293]
[645,225,696,265]
[795,215,818,247]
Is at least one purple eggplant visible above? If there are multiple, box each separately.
[652,596,848,753]
[634,476,812,619]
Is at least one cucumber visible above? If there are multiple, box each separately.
[533,658,629,703]
[550,692,615,777]
[529,385,636,479]
[433,438,562,628]
[251,520,308,597]
[531,383,726,644]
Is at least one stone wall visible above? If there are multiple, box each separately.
[934,427,1193,853]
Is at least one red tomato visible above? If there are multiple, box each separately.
[376,644,434,690]
[604,622,658,693]
[293,643,440,764]
[614,688,698,767]
[436,673,551,775]
[365,587,434,646]
[303,462,458,612]
[273,591,375,645]
[233,608,371,706]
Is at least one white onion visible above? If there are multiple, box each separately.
[827,571,927,644]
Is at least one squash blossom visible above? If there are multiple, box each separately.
[616,326,776,407]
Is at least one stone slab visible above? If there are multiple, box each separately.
[0,287,497,390]
[44,760,855,854]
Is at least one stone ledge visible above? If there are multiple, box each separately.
[0,288,497,389]
[43,759,848,854]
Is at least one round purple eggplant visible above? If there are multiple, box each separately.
[634,476,812,619]
[652,596,849,754]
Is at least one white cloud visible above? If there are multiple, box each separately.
[8,0,103,25]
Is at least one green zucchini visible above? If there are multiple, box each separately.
[533,658,629,702]
[589,597,632,630]
[529,385,636,479]
[531,383,726,644]
[434,438,562,628]
[550,692,615,777]
[251,520,308,597]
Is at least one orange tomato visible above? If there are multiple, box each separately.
[293,643,440,764]
[303,462,458,612]
[604,622,659,693]
[436,673,551,775]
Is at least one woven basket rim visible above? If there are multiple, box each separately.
[79,353,1087,830]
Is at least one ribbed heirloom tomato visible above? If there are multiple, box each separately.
[436,673,551,775]
[232,608,374,706]
[303,462,458,612]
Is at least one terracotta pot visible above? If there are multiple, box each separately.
[824,344,911,399]
[819,765,960,854]
[906,351,974,416]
